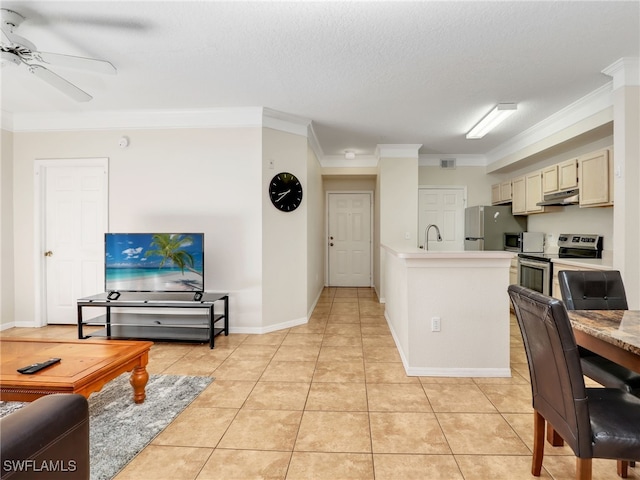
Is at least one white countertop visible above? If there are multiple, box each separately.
[551,249,613,270]
[382,244,516,260]
[551,257,614,270]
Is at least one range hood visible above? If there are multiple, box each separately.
[537,188,579,206]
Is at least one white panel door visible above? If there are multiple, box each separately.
[418,188,465,251]
[328,193,372,287]
[44,164,107,324]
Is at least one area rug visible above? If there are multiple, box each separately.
[0,373,213,480]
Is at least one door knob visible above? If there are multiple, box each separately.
[330,236,334,240]
[330,243,334,247]
[44,251,53,257]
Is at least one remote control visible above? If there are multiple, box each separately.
[17,358,61,374]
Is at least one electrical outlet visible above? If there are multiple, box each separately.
[404,232,410,240]
[431,317,441,332]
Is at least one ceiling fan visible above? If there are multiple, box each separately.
[1,8,116,102]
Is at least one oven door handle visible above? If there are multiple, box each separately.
[518,258,550,269]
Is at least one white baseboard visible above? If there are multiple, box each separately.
[229,315,308,335]
[307,287,324,319]
[405,366,512,377]
[0,322,16,331]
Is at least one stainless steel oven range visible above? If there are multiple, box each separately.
[517,234,603,296]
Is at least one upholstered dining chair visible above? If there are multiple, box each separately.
[508,284,640,480]
[558,270,640,397]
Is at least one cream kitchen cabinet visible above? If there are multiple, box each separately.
[493,146,610,214]
[579,149,613,207]
[525,171,545,214]
[491,184,500,204]
[511,176,526,214]
[491,181,512,205]
[509,256,518,286]
[512,172,545,215]
[542,164,559,194]
[542,158,578,195]
[558,158,578,190]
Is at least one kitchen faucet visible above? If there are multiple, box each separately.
[423,224,443,250]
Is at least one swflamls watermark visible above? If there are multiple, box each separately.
[3,459,77,473]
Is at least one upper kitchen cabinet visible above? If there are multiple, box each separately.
[579,149,613,207]
[512,172,545,215]
[493,146,612,215]
[511,176,526,214]
[558,158,578,190]
[542,164,559,194]
[542,158,578,195]
[491,181,512,205]
[525,171,545,213]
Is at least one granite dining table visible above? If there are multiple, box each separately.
[546,310,640,454]
[567,310,640,374]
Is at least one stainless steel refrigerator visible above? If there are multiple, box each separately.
[464,205,527,251]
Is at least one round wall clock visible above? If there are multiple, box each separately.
[269,172,303,212]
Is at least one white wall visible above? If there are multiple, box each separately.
[307,145,325,311]
[612,85,640,308]
[323,176,376,192]
[12,127,265,329]
[261,128,308,330]
[374,172,381,297]
[419,166,497,207]
[377,156,418,301]
[384,248,512,376]
[1,129,14,329]
[527,206,614,254]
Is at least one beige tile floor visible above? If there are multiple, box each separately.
[2,287,637,480]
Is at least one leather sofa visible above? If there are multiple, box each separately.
[1,394,89,480]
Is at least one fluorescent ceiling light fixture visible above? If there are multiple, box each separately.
[466,103,517,139]
[345,151,356,160]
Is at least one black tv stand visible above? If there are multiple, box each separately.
[77,292,229,349]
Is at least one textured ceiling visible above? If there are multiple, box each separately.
[1,1,638,157]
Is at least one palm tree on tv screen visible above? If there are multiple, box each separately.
[145,234,201,277]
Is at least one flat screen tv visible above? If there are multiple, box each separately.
[105,233,204,293]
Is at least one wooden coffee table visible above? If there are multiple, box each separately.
[0,338,153,403]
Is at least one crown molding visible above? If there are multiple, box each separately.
[602,57,640,89]
[262,107,311,137]
[5,106,314,136]
[376,144,422,159]
[486,81,613,167]
[306,123,324,162]
[7,107,265,132]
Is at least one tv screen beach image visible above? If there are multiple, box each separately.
[105,233,204,292]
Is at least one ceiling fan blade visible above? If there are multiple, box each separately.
[5,32,37,50]
[29,64,92,102]
[1,24,37,51]
[0,23,12,44]
[37,51,116,75]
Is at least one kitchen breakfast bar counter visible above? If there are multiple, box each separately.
[381,245,515,377]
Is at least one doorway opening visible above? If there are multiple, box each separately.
[35,158,109,326]
[326,192,373,287]
[417,186,466,251]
